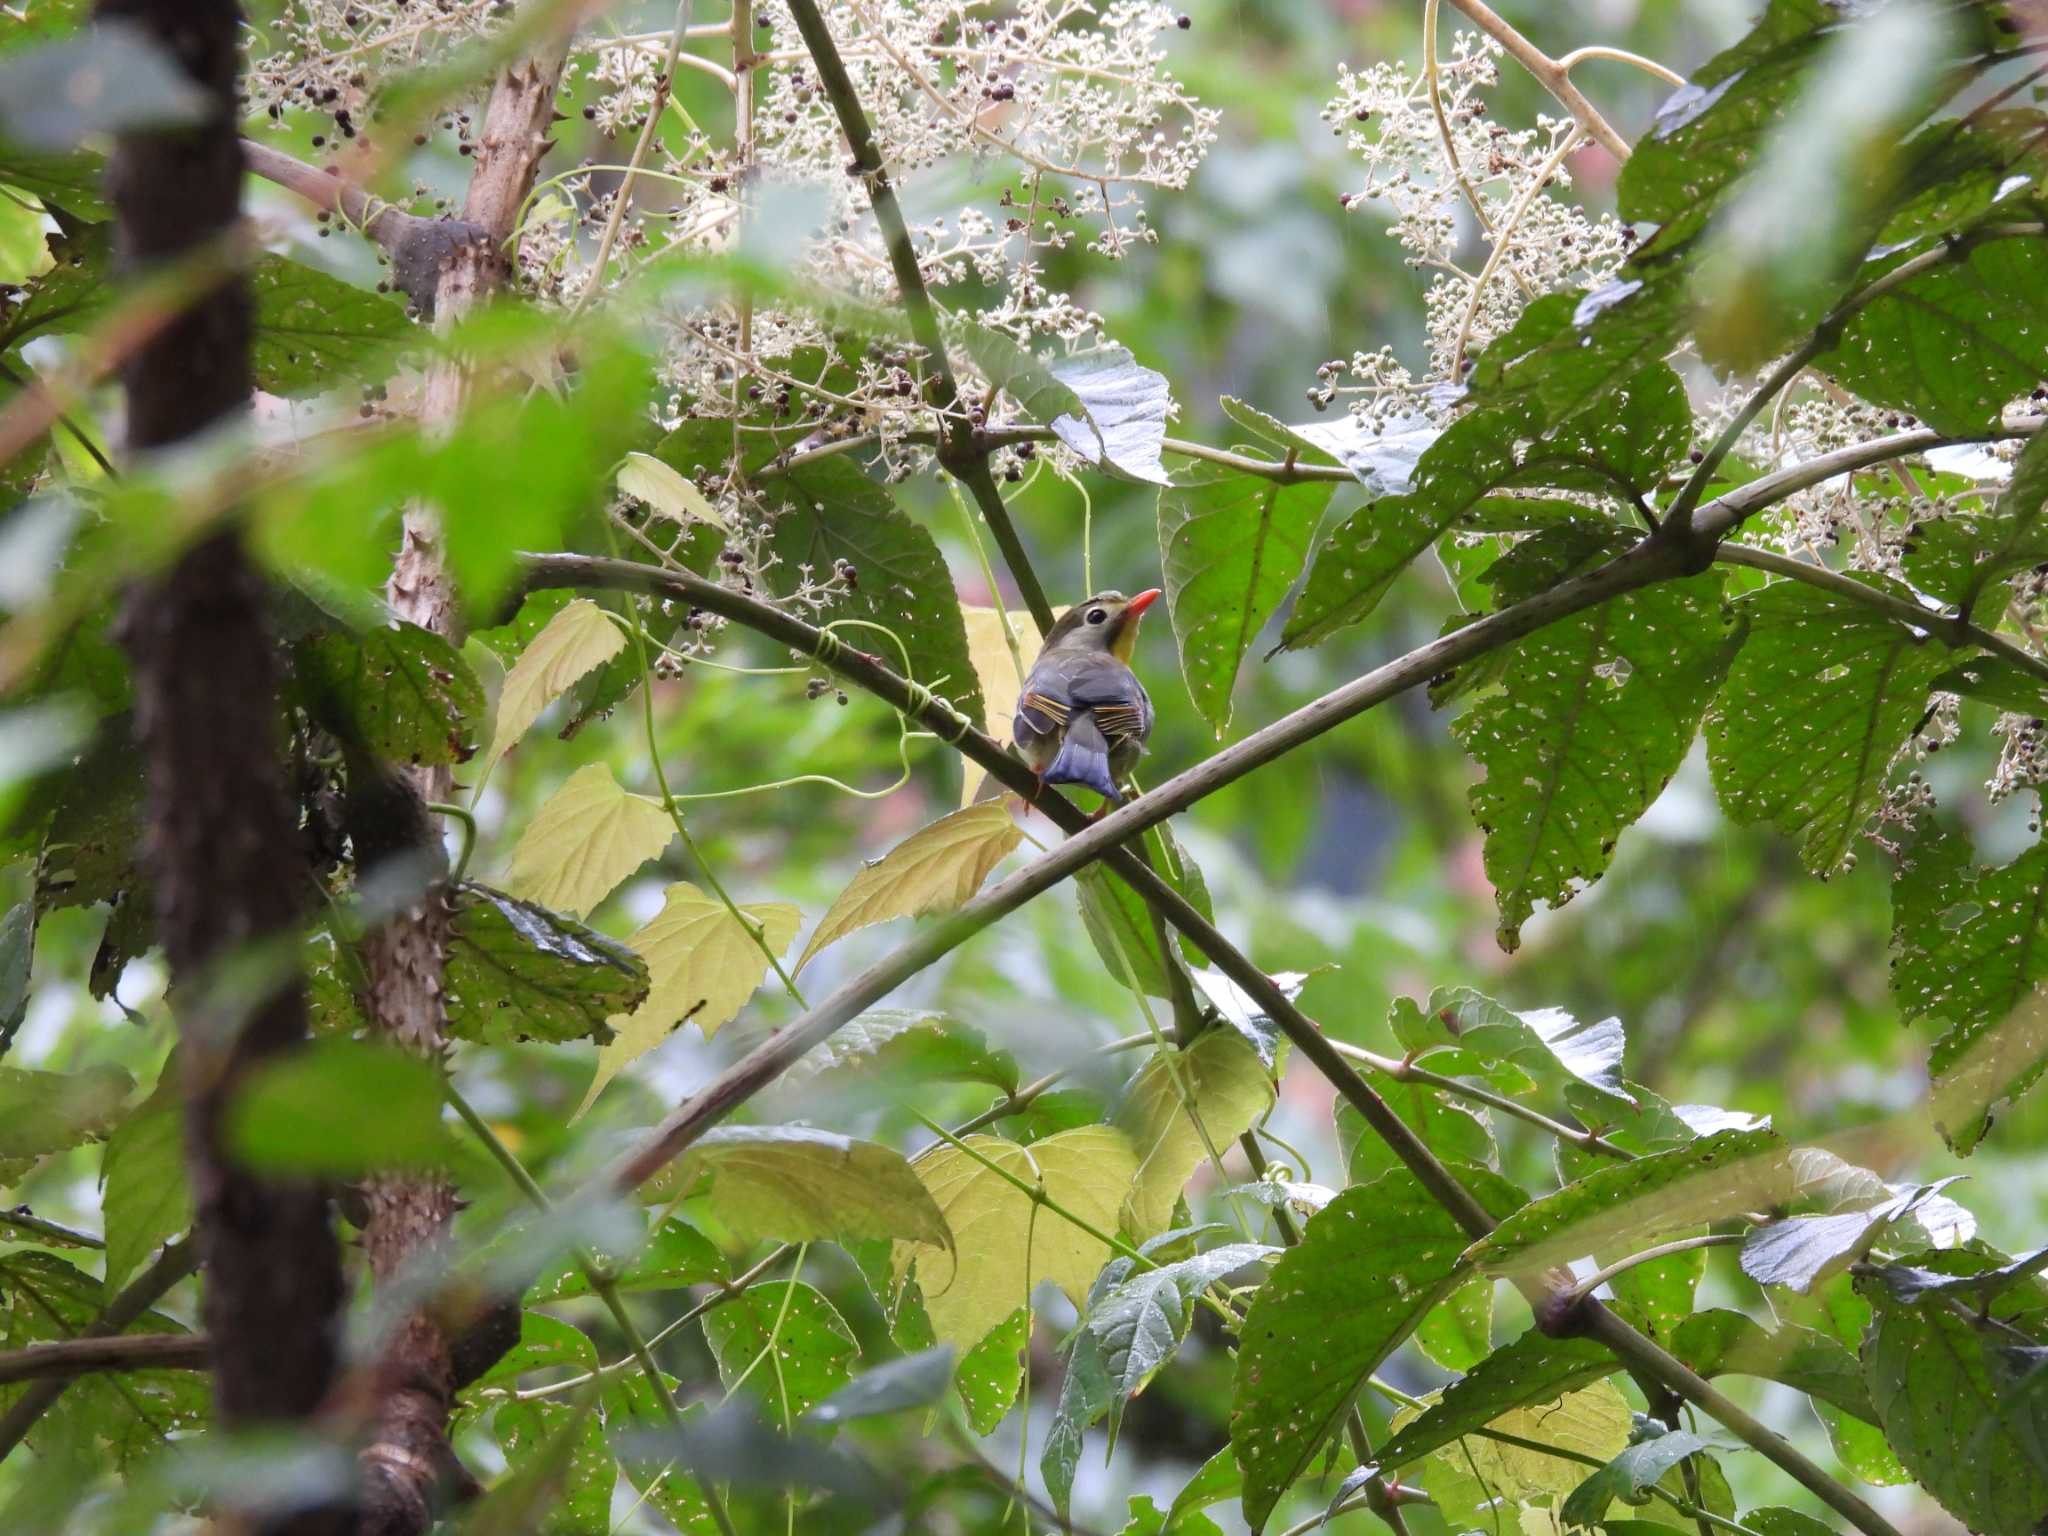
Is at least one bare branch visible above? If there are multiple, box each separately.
[1443,0,1632,160]
[0,1332,210,1386]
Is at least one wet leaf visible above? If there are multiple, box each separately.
[444,883,647,1046]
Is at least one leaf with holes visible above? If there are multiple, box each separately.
[443,884,646,1046]
[507,761,676,919]
[891,1126,1139,1350]
[1158,466,1331,733]
[249,256,406,396]
[798,804,1021,972]
[294,621,483,767]
[1229,1168,1523,1530]
[1890,822,2048,1152]
[644,1125,950,1251]
[701,1280,860,1424]
[1117,1029,1274,1237]
[956,1306,1029,1433]
[763,454,982,728]
[1707,575,1947,875]
[1474,1127,1791,1280]
[582,882,800,1109]
[1454,529,1734,949]
[479,597,626,780]
[1223,394,1441,500]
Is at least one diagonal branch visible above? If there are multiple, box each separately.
[1443,0,1632,160]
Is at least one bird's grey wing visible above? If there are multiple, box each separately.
[1014,656,1073,754]
[1067,657,1152,750]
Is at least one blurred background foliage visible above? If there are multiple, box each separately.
[5,0,2044,1530]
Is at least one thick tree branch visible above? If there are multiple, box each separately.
[0,1332,211,1386]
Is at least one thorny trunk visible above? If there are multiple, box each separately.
[99,0,347,1525]
[355,41,574,1536]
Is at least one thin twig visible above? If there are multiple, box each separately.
[1443,0,1632,160]
[1569,1233,1746,1305]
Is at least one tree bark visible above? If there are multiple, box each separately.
[354,36,573,1536]
[98,0,347,1525]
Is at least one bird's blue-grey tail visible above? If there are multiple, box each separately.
[1045,715,1119,800]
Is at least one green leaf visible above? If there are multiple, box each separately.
[1496,363,1694,500]
[617,451,732,532]
[1222,394,1440,499]
[1706,575,1948,874]
[36,720,145,914]
[806,1345,953,1425]
[1468,282,1693,431]
[1858,1273,2048,1535]
[797,804,1022,972]
[1890,822,2048,1153]
[646,1124,952,1250]
[249,256,407,396]
[1117,1029,1274,1237]
[1280,403,1529,649]
[1667,1308,1878,1425]
[963,328,1172,485]
[225,1038,449,1177]
[1931,654,2048,714]
[0,1062,130,1158]
[0,146,108,220]
[1075,824,1213,998]
[1826,229,2048,436]
[1157,466,1332,732]
[609,1385,722,1534]
[701,1280,860,1423]
[1086,1242,1277,1441]
[763,454,982,728]
[528,1216,727,1303]
[956,1306,1029,1433]
[0,1251,206,1468]
[1229,1167,1521,1530]
[1337,1081,1495,1181]
[293,621,483,767]
[1417,1275,1494,1371]
[1374,1330,1618,1473]
[1388,987,1633,1109]
[1454,530,1734,949]
[1473,1127,1789,1281]
[98,1061,189,1291]
[777,1009,1019,1107]
[892,1125,1139,1349]
[1745,1511,1839,1536]
[1560,1427,1711,1525]
[506,760,677,920]
[494,1398,614,1535]
[444,882,647,1046]
[1902,418,2048,613]
[1043,1324,1111,1514]
[0,897,30,1048]
[582,881,800,1109]
[471,1309,599,1390]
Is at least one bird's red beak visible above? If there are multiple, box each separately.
[1126,588,1162,620]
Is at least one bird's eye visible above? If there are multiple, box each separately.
[1086,608,1108,625]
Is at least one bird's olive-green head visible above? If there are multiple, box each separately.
[1042,588,1161,663]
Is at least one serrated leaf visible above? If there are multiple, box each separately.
[1043,1324,1112,1514]
[1117,1029,1274,1237]
[1858,1273,2048,1535]
[1706,576,1948,874]
[646,1124,950,1250]
[479,598,626,781]
[1087,1243,1276,1442]
[617,451,732,531]
[1375,1331,1619,1473]
[1561,1428,1711,1525]
[959,604,1041,805]
[1454,531,1735,949]
[1281,403,1529,649]
[1158,467,1331,732]
[892,1126,1139,1349]
[1741,1202,1908,1294]
[294,621,483,767]
[702,1280,859,1424]
[1474,1127,1791,1280]
[0,1062,131,1158]
[1337,1080,1496,1180]
[444,883,647,1045]
[582,882,800,1109]
[956,1305,1029,1433]
[98,1061,189,1291]
[1230,1167,1523,1530]
[763,454,982,728]
[1890,822,2048,1152]
[249,256,407,396]
[472,1309,600,1389]
[507,761,676,919]
[1390,987,1633,1109]
[798,804,1021,972]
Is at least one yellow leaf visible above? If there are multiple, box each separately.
[1116,1029,1274,1237]
[507,761,675,919]
[479,598,625,782]
[617,452,732,532]
[797,803,1022,972]
[644,1124,950,1249]
[892,1126,1139,1349]
[581,882,800,1112]
[1400,1379,1632,1530]
[959,606,1041,805]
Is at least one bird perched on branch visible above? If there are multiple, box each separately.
[1014,588,1160,810]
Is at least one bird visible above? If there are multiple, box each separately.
[1013,588,1160,810]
